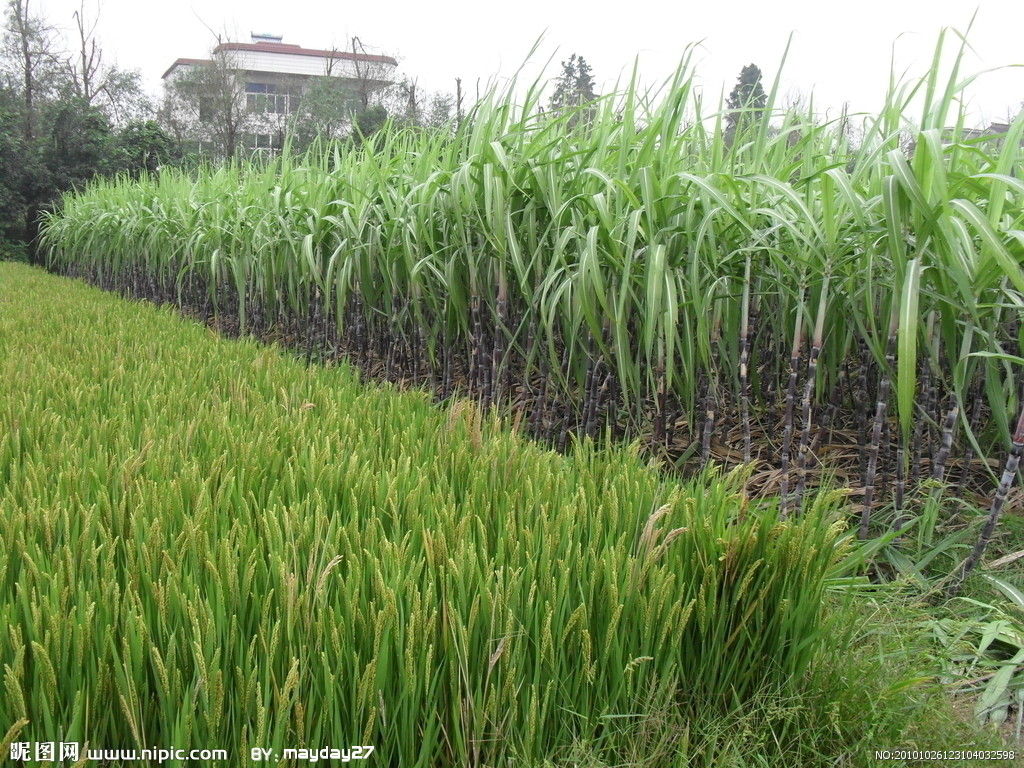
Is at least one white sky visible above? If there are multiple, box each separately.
[32,0,1024,126]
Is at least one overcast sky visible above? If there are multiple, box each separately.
[32,0,1024,126]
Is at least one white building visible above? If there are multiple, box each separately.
[161,33,398,153]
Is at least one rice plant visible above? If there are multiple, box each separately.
[0,263,850,765]
[41,34,1024,544]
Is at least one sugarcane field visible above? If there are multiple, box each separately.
[3,1,1024,765]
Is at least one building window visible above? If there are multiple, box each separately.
[245,82,302,115]
[247,93,290,115]
[252,132,284,152]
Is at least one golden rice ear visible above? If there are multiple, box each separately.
[637,503,672,556]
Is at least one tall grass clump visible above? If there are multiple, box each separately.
[0,263,853,765]
[41,31,1024,539]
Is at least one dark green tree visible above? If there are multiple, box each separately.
[353,104,388,139]
[0,89,32,250]
[39,97,113,189]
[548,54,598,127]
[726,63,767,132]
[115,120,176,176]
[574,56,596,103]
[0,0,152,258]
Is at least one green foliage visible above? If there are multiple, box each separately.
[0,236,27,259]
[0,95,168,247]
[0,92,30,241]
[114,120,177,176]
[290,76,360,150]
[0,262,852,766]
[353,103,389,140]
[931,581,1024,737]
[1,102,174,243]
[548,53,598,126]
[0,0,157,250]
[726,63,768,130]
[38,98,115,189]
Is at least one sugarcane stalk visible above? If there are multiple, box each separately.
[948,402,1024,595]
[530,347,549,439]
[468,293,482,398]
[911,360,931,482]
[582,333,598,429]
[479,322,492,405]
[794,277,829,511]
[653,339,667,450]
[961,383,984,489]
[739,255,752,464]
[441,321,453,399]
[893,445,906,519]
[305,300,317,364]
[700,378,716,464]
[589,370,612,439]
[779,305,804,515]
[811,401,837,457]
[932,398,960,482]
[859,310,898,540]
[856,339,871,466]
[491,266,509,407]
[582,330,607,440]
[547,344,571,446]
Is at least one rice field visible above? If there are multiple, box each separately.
[40,35,1024,538]
[0,263,853,766]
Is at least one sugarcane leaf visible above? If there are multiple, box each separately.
[896,257,922,440]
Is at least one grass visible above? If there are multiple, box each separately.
[1,262,1009,766]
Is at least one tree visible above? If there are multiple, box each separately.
[347,36,395,114]
[548,54,597,127]
[378,76,429,128]
[66,1,151,126]
[726,63,767,133]
[40,96,114,190]
[161,44,252,160]
[353,104,387,139]
[330,36,402,141]
[2,0,63,140]
[0,0,153,256]
[289,74,360,149]
[400,77,419,124]
[115,120,176,176]
[574,56,596,103]
[424,91,455,129]
[1,0,65,254]
[455,77,463,129]
[0,87,32,245]
[289,56,452,149]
